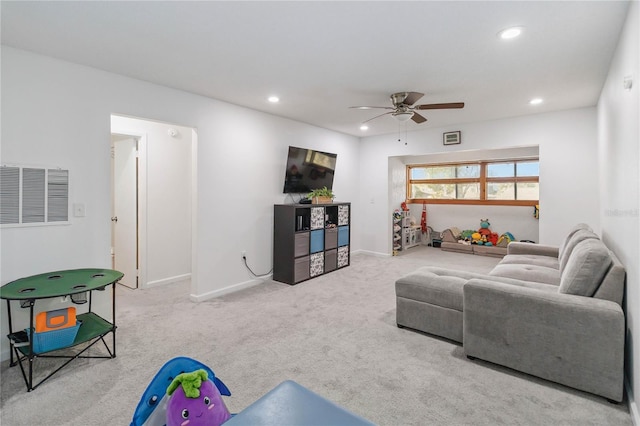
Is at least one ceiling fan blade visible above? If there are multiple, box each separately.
[403,92,425,106]
[362,111,393,123]
[411,112,427,124]
[349,106,394,110]
[416,102,465,110]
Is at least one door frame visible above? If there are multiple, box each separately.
[111,130,148,289]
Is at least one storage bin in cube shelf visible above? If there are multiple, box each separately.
[27,321,81,353]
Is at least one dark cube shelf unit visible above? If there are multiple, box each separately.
[273,202,350,285]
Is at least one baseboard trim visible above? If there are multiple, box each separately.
[353,249,389,258]
[189,277,266,302]
[627,378,639,426]
[145,273,191,288]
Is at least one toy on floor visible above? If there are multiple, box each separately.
[166,369,232,426]
[496,232,516,247]
[130,357,232,426]
[474,219,499,246]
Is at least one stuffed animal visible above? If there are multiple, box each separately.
[460,230,475,241]
[478,219,500,245]
[478,219,492,237]
[166,369,232,426]
[497,232,516,247]
[471,232,482,244]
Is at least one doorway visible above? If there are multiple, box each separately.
[111,134,139,289]
[110,115,196,291]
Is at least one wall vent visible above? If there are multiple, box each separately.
[1,165,69,226]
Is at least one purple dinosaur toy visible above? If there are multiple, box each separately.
[166,369,232,426]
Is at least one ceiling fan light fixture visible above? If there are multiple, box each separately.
[392,111,414,122]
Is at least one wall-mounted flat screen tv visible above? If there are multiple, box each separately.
[283,146,337,193]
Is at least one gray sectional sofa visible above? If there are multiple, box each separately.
[395,224,626,402]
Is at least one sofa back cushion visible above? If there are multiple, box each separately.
[559,229,599,273]
[559,239,612,297]
[558,223,593,260]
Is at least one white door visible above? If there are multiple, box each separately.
[111,136,138,289]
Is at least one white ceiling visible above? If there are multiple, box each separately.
[1,1,630,137]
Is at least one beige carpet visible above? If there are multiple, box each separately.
[0,247,632,425]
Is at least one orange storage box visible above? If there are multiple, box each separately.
[35,307,76,332]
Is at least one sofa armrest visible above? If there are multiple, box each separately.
[507,241,559,257]
[463,278,624,401]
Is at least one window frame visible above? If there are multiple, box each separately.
[406,158,539,206]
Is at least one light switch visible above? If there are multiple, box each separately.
[73,203,86,217]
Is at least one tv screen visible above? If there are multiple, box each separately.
[283,146,337,193]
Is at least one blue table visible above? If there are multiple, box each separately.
[226,380,375,426]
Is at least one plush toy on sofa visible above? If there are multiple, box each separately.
[166,369,232,426]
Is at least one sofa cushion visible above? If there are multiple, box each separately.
[559,239,612,297]
[489,263,560,285]
[472,245,507,258]
[558,223,592,259]
[558,229,599,273]
[395,267,486,311]
[499,254,560,269]
[440,241,474,254]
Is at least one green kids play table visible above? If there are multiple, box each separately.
[1,268,123,391]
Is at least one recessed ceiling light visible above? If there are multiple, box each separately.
[498,26,523,40]
[360,125,369,131]
[268,96,279,103]
[529,98,543,105]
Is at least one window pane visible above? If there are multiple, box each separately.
[516,182,539,200]
[456,164,480,178]
[424,166,456,179]
[516,161,539,177]
[456,183,480,199]
[487,182,515,200]
[409,167,427,179]
[487,163,514,177]
[410,183,455,199]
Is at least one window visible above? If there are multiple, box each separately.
[407,159,538,206]
[1,165,69,225]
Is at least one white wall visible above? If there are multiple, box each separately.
[597,1,639,421]
[111,116,193,287]
[359,108,600,256]
[0,47,361,360]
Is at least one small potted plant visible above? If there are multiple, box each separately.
[307,187,334,204]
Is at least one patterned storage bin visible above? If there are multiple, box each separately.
[27,321,81,353]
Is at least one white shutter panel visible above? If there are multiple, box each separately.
[1,167,20,224]
[48,169,69,222]
[22,168,46,223]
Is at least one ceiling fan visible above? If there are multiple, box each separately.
[350,92,464,124]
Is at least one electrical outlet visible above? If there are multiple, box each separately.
[241,251,246,261]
